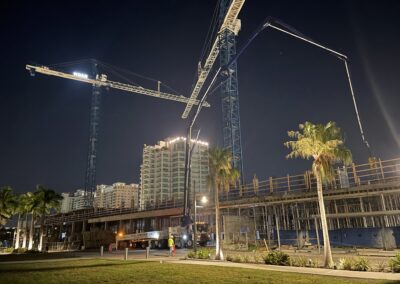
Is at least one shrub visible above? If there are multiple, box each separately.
[243,255,250,263]
[263,251,290,266]
[226,255,233,262]
[309,258,319,268]
[233,255,243,263]
[253,254,261,263]
[291,256,307,267]
[338,258,353,270]
[248,244,258,251]
[187,251,196,259]
[4,247,14,253]
[389,254,400,273]
[197,248,211,259]
[353,257,370,272]
[15,248,27,254]
[376,260,387,272]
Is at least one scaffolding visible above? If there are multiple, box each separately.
[219,157,400,249]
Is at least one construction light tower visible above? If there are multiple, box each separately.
[219,0,244,184]
[84,60,101,207]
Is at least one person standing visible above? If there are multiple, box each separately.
[168,235,174,256]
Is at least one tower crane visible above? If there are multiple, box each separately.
[181,0,245,226]
[26,64,211,106]
[26,63,210,206]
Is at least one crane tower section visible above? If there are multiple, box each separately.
[84,61,101,207]
[219,0,244,183]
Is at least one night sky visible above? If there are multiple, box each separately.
[1,0,399,194]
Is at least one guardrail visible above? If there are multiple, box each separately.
[46,157,400,224]
[220,157,400,201]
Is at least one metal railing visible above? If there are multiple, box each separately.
[220,157,400,201]
[46,157,400,224]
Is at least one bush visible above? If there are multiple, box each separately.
[197,248,211,259]
[338,258,353,270]
[243,255,250,263]
[353,257,370,271]
[309,258,319,268]
[291,256,307,267]
[253,254,261,263]
[263,251,290,266]
[375,260,387,272]
[226,255,233,262]
[233,255,242,263]
[15,248,27,254]
[389,254,400,273]
[4,247,14,253]
[187,251,196,259]
[186,248,212,259]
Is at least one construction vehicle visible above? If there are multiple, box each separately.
[115,223,210,250]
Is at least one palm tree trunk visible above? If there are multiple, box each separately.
[14,214,21,249]
[38,215,45,251]
[22,214,28,248]
[214,180,223,260]
[316,173,334,268]
[28,213,35,250]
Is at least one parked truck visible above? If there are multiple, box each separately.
[116,222,209,249]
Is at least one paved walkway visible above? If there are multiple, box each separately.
[168,259,400,281]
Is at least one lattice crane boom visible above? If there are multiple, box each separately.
[26,64,210,107]
[181,0,245,118]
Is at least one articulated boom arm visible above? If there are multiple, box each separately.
[26,64,210,107]
[181,0,245,118]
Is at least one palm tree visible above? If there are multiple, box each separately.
[14,193,33,249]
[34,185,62,251]
[26,191,41,250]
[285,121,352,268]
[0,187,16,228]
[208,148,240,260]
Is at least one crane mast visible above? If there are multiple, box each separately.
[181,0,245,119]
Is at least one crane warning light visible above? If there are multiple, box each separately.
[73,72,88,79]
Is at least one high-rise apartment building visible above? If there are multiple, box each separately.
[140,137,209,209]
[94,182,139,210]
[60,189,90,213]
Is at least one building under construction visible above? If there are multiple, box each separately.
[40,157,400,250]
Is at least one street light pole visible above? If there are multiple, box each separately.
[194,198,197,252]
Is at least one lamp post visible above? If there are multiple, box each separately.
[193,195,208,252]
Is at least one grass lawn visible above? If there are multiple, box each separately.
[0,259,393,284]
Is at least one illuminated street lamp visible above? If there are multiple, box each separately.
[194,195,208,252]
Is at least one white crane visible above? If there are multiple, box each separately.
[181,0,245,119]
[26,64,210,107]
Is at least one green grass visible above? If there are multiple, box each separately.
[0,259,393,284]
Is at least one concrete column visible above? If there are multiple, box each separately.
[104,221,108,230]
[381,194,389,227]
[82,220,87,233]
[359,197,368,228]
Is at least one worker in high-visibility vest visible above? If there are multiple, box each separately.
[168,235,174,256]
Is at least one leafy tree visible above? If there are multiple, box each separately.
[285,121,352,268]
[208,148,240,260]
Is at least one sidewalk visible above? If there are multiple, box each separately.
[168,259,400,281]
